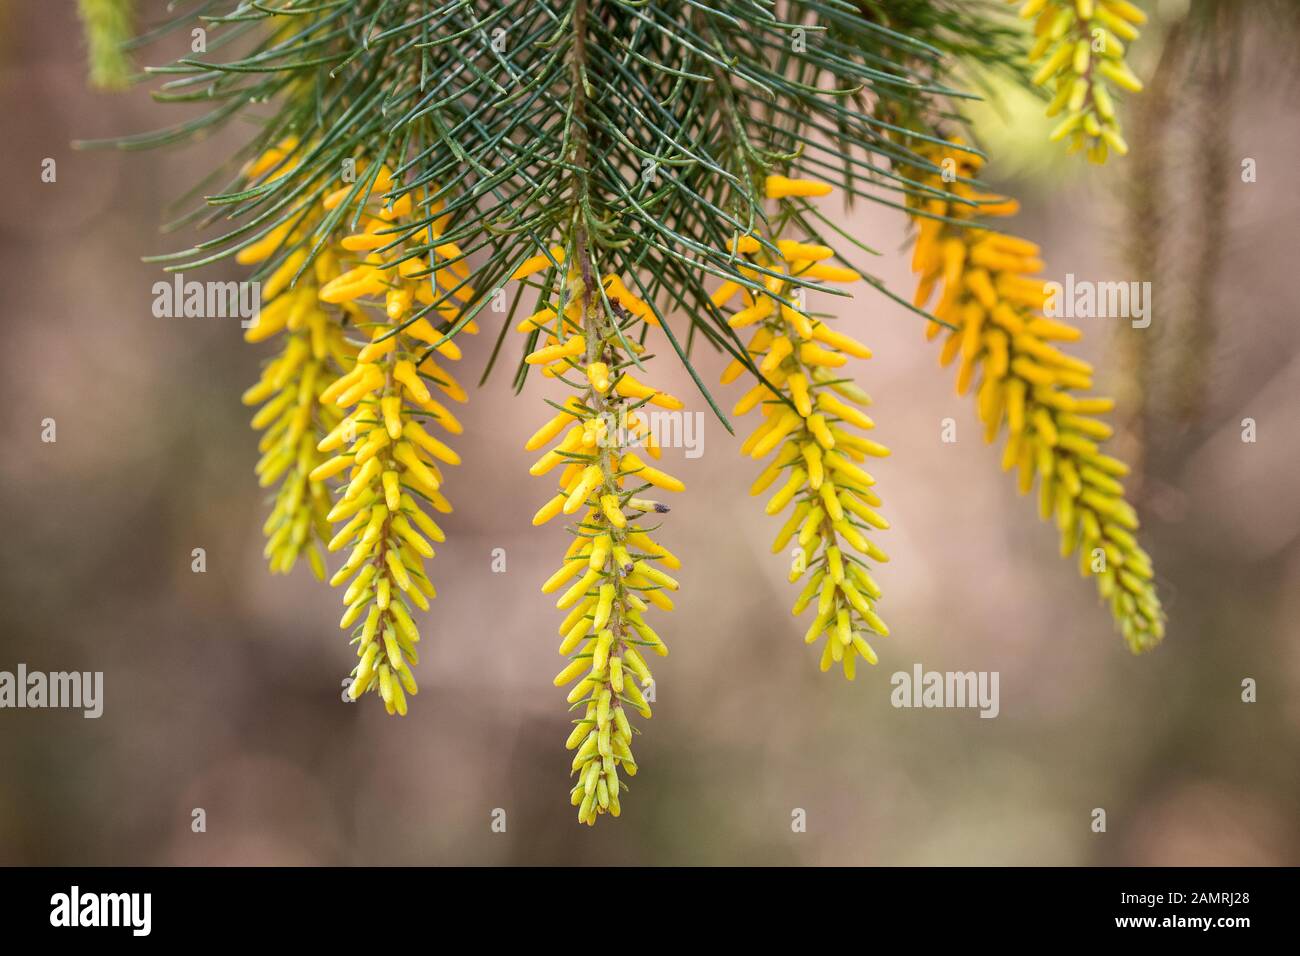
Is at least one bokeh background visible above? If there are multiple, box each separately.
[1,0,1297,865]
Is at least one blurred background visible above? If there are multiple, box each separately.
[1,0,1297,865]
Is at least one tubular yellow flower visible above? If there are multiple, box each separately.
[314,166,474,714]
[522,257,683,824]
[718,177,889,679]
[908,140,1163,652]
[1016,0,1146,163]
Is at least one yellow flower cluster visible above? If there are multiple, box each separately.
[717,175,890,678]
[240,299,351,578]
[302,162,475,714]
[1017,0,1146,163]
[909,141,1163,651]
[237,140,351,577]
[517,253,685,824]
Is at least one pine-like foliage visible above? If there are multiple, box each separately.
[86,0,1165,823]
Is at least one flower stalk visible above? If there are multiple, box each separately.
[907,140,1164,651]
[309,165,474,712]
[1019,0,1147,163]
[719,176,892,676]
[237,140,351,578]
[520,237,685,822]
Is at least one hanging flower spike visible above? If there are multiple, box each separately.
[312,171,474,715]
[717,177,890,679]
[1018,0,1146,163]
[237,139,352,578]
[519,253,685,825]
[908,141,1164,651]
[240,284,353,578]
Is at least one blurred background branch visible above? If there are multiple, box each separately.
[77,0,135,91]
